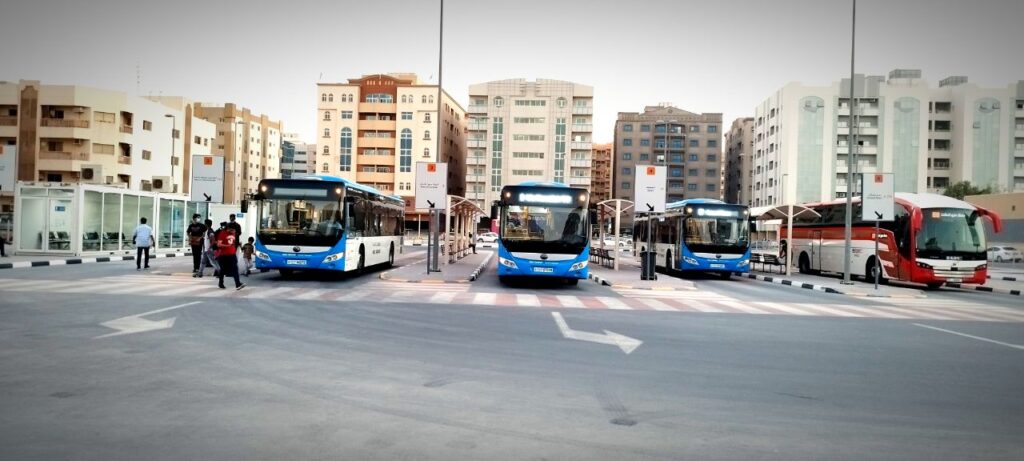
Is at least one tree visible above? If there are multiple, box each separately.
[943,181,991,200]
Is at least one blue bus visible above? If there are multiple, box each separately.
[252,175,404,275]
[494,182,591,285]
[634,199,750,279]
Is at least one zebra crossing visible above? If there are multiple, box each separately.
[1,276,1022,323]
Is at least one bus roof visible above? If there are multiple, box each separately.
[284,174,397,199]
[666,198,732,209]
[806,192,979,211]
[510,181,570,188]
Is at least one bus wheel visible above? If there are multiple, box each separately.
[926,282,943,290]
[719,271,732,280]
[387,244,395,267]
[866,258,886,284]
[798,253,811,274]
[566,278,579,286]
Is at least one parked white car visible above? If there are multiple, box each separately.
[599,237,631,249]
[476,232,499,244]
[987,246,1022,262]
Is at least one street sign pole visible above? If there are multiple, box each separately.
[862,172,894,291]
[416,162,448,274]
[634,166,666,282]
[874,219,880,290]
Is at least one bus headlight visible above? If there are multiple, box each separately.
[498,257,518,269]
[323,251,345,263]
[569,261,588,271]
[975,264,986,271]
[737,259,749,267]
[916,262,933,269]
[683,256,699,266]
[254,250,271,261]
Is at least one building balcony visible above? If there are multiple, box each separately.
[836,145,878,155]
[467,191,486,200]
[468,123,487,131]
[1015,127,1024,138]
[120,125,133,134]
[118,156,132,165]
[358,102,397,114]
[0,116,16,126]
[41,118,90,129]
[570,141,592,150]
[467,139,487,149]
[356,171,394,183]
[467,104,488,113]
[569,158,591,167]
[357,137,395,148]
[467,155,487,166]
[356,154,394,166]
[360,119,396,131]
[39,151,90,161]
[572,106,593,115]
[568,176,591,185]
[838,106,880,116]
[837,126,878,136]
[571,124,593,132]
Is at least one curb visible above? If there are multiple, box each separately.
[744,272,927,298]
[946,282,1021,296]
[0,252,191,270]
[588,272,613,287]
[379,252,494,284]
[987,275,1019,282]
[467,251,494,282]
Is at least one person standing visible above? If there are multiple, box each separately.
[215,222,244,290]
[469,232,477,254]
[241,236,255,276]
[186,214,206,275]
[0,233,6,257]
[132,217,154,270]
[227,214,242,247]
[197,219,219,277]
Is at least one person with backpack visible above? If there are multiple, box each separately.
[132,217,154,271]
[214,222,244,290]
[186,214,207,275]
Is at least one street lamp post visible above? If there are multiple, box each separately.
[164,114,176,192]
[232,121,245,204]
[842,0,857,285]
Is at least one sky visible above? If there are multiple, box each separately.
[2,0,1022,143]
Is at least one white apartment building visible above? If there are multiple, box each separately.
[751,70,1024,207]
[0,80,215,213]
[280,133,315,179]
[466,79,594,209]
[315,73,466,223]
[194,103,283,203]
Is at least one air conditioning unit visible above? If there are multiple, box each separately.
[74,107,85,114]
[73,139,84,145]
[140,180,153,191]
[81,165,103,183]
[151,176,173,192]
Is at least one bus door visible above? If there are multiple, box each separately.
[810,230,823,270]
[876,227,900,279]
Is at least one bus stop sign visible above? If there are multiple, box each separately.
[634,166,666,213]
[861,173,894,222]
[415,162,448,210]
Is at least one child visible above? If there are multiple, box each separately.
[241,236,255,276]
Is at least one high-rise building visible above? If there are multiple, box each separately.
[466,79,594,209]
[724,117,754,205]
[280,133,315,179]
[613,105,723,205]
[590,143,613,203]
[315,73,466,225]
[193,103,283,204]
[751,70,1024,208]
[0,80,216,214]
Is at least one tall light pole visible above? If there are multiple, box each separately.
[842,0,857,285]
[232,120,245,204]
[428,0,445,273]
[164,114,176,192]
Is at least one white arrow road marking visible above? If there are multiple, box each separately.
[551,312,642,354]
[94,301,201,339]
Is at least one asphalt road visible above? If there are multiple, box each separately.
[0,255,1021,460]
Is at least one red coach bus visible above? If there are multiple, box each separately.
[781,193,1002,289]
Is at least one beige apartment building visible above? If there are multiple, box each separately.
[0,80,215,213]
[723,117,754,205]
[613,105,724,205]
[315,73,466,222]
[590,143,613,203]
[466,79,594,210]
[192,103,282,204]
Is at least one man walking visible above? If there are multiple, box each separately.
[197,219,219,277]
[215,222,244,290]
[227,214,242,247]
[187,214,206,275]
[132,217,154,270]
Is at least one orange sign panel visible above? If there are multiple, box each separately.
[874,174,883,183]
[646,166,656,175]
[427,163,437,173]
[203,157,214,166]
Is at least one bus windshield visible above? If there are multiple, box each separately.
[257,187,344,247]
[501,205,587,254]
[684,215,749,254]
[915,208,986,260]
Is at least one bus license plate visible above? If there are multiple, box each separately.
[710,263,725,269]
[947,277,962,283]
[533,267,553,273]
[286,259,307,266]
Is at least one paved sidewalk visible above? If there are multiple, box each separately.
[746,268,926,298]
[587,259,697,290]
[0,250,191,270]
[379,250,494,283]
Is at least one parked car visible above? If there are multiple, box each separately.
[987,246,1022,262]
[476,232,499,244]
[599,237,630,249]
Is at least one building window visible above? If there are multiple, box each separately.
[494,96,504,107]
[639,153,649,161]
[689,154,698,161]
[623,124,633,132]
[688,183,698,191]
[423,130,431,140]
[142,120,152,131]
[622,182,631,190]
[423,147,430,158]
[622,152,632,160]
[321,93,327,102]
[556,97,567,108]
[670,154,682,163]
[322,145,329,155]
[341,111,352,119]
[707,125,718,133]
[401,112,412,120]
[640,139,650,146]
[328,94,334,102]
[622,167,632,175]
[689,125,700,132]
[706,154,716,162]
[640,124,651,132]
[708,139,718,148]
[323,111,331,121]
[670,168,682,177]
[400,129,412,172]
[623,138,633,146]
[706,184,716,192]
[339,128,352,171]
[689,139,699,147]
[424,113,431,123]
[706,169,717,177]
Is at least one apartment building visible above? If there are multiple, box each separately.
[613,105,723,206]
[465,78,594,209]
[193,103,282,203]
[751,70,1024,208]
[280,133,315,179]
[723,117,754,205]
[0,80,215,212]
[316,73,466,222]
[590,143,613,203]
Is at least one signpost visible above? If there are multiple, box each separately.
[190,155,224,203]
[861,172,894,290]
[416,162,448,273]
[634,166,666,280]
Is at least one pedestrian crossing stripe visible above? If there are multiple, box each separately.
[0,277,1021,323]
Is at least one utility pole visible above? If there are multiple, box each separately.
[842,0,857,285]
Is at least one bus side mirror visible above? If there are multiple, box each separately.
[240,200,248,213]
[490,205,498,220]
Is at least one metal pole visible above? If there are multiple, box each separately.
[842,0,857,285]
[435,0,444,164]
[874,220,880,290]
[614,200,621,271]
[169,115,176,192]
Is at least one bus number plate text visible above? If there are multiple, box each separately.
[286,259,308,266]
[533,267,554,273]
[710,263,725,269]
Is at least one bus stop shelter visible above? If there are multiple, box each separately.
[754,204,820,276]
[445,195,485,263]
